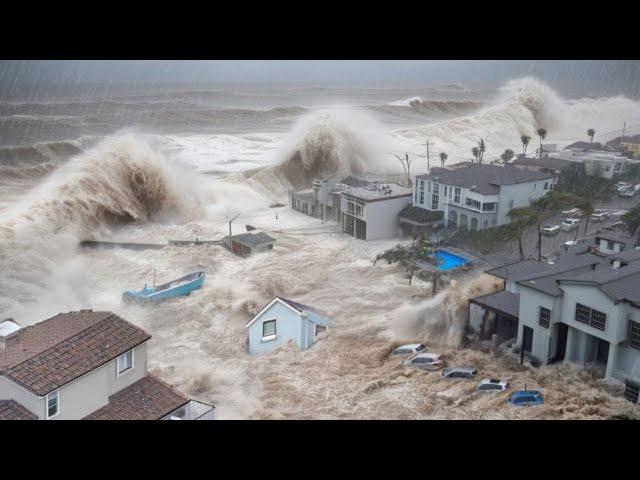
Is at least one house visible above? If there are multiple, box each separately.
[550,149,636,179]
[516,250,640,395]
[289,175,372,222]
[225,232,275,257]
[511,155,574,176]
[0,310,215,420]
[595,231,638,255]
[469,244,640,402]
[413,164,557,231]
[245,297,330,355]
[340,183,413,240]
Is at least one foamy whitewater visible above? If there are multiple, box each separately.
[1,78,639,418]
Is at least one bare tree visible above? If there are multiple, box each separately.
[394,153,413,186]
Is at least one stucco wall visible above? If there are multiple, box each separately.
[363,196,411,240]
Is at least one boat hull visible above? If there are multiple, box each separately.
[123,271,205,303]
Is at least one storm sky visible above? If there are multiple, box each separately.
[1,60,639,98]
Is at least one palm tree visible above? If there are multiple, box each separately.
[439,152,448,168]
[472,147,479,163]
[501,148,515,164]
[520,135,531,155]
[507,207,535,261]
[478,138,486,164]
[588,128,596,144]
[537,128,547,158]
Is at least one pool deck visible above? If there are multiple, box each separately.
[416,245,486,274]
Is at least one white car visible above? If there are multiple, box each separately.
[561,208,582,217]
[560,218,580,231]
[390,343,426,357]
[476,378,510,392]
[591,211,609,222]
[403,352,445,370]
[542,224,560,235]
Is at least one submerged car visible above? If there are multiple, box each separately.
[561,208,582,217]
[508,389,544,406]
[477,378,509,392]
[404,353,444,370]
[542,224,560,235]
[442,367,477,379]
[390,343,426,356]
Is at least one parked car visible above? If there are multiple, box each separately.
[619,189,636,198]
[390,343,426,357]
[542,224,560,236]
[591,211,609,222]
[477,378,510,392]
[560,218,580,232]
[610,221,626,230]
[561,208,582,217]
[442,367,477,379]
[508,389,544,406]
[403,352,445,370]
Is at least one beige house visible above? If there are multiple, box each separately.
[0,310,215,420]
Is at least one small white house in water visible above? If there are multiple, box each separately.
[245,297,330,355]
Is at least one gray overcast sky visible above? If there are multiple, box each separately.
[1,60,639,97]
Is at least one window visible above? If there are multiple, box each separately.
[482,202,496,212]
[419,184,424,204]
[262,319,276,339]
[432,194,439,210]
[416,344,425,351]
[444,186,448,197]
[607,240,615,250]
[544,182,549,190]
[315,325,326,337]
[508,199,514,210]
[465,198,481,210]
[575,303,591,324]
[46,390,59,419]
[630,321,640,350]
[625,379,640,404]
[454,187,461,204]
[575,303,607,331]
[117,349,134,375]
[539,307,551,328]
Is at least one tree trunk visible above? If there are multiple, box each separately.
[537,226,542,261]
[584,214,591,235]
[518,234,524,261]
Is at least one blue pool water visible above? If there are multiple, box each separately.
[434,249,469,271]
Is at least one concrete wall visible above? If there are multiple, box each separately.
[496,179,555,226]
[362,196,411,240]
[516,285,561,363]
[0,342,149,419]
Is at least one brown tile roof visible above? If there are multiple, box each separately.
[0,400,37,420]
[84,375,188,420]
[0,311,151,396]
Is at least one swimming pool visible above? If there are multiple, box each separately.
[434,249,470,271]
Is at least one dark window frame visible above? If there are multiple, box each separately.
[629,321,640,350]
[262,319,277,338]
[575,303,606,331]
[539,307,551,328]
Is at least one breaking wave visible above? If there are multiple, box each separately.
[247,108,394,194]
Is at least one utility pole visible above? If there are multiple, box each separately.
[622,121,626,145]
[422,141,431,173]
[228,212,241,250]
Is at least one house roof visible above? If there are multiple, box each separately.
[341,183,412,202]
[84,375,188,420]
[231,232,275,248]
[245,296,329,328]
[0,311,151,396]
[564,141,604,151]
[0,400,37,420]
[557,261,640,304]
[470,290,520,318]
[511,156,574,170]
[398,205,443,224]
[416,164,555,195]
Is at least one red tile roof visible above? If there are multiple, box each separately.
[0,400,37,420]
[84,375,188,420]
[0,311,151,396]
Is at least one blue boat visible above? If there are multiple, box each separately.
[123,271,205,303]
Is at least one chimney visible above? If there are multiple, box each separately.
[0,318,21,351]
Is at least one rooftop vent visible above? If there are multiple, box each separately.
[0,319,21,351]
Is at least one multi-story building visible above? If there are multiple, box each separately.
[413,164,557,231]
[550,149,636,179]
[289,175,371,221]
[340,183,412,240]
[0,310,215,420]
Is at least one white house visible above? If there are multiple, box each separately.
[550,149,636,179]
[245,297,330,355]
[340,183,412,240]
[413,164,557,231]
[0,310,215,420]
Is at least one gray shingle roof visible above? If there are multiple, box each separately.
[512,156,574,170]
[398,206,443,224]
[470,290,520,318]
[557,261,640,304]
[231,232,275,248]
[416,164,555,195]
[277,297,324,315]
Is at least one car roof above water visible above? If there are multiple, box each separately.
[396,343,423,350]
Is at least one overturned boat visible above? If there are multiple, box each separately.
[123,271,205,303]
